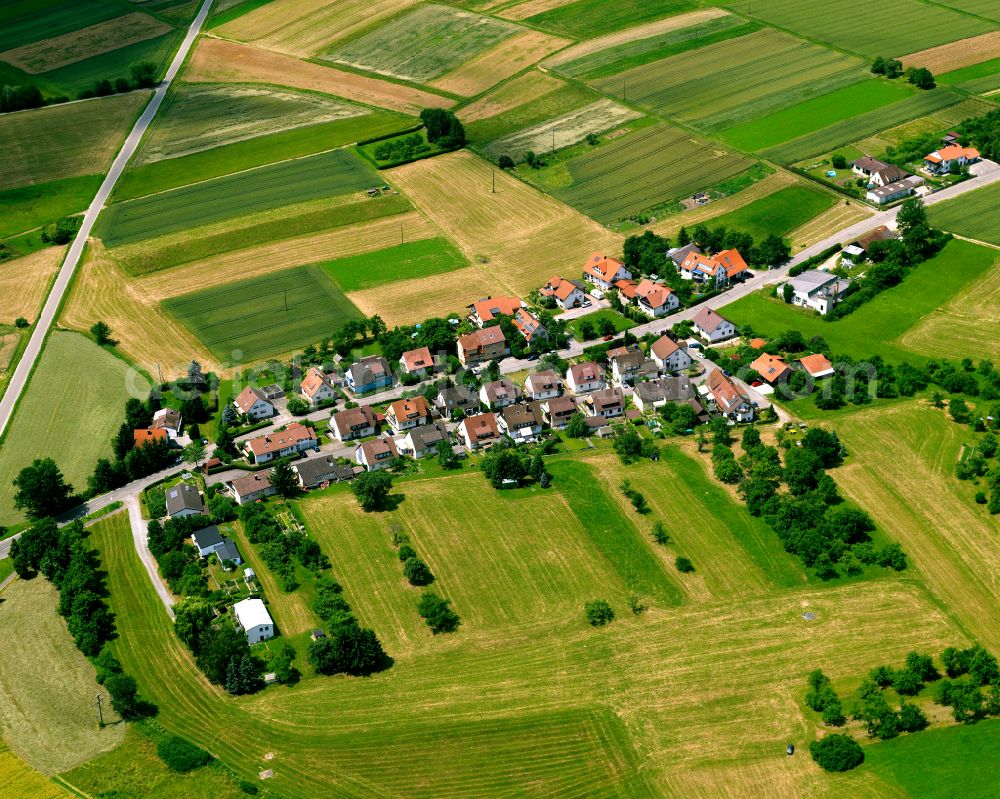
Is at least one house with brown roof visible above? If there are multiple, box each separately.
[614,278,638,300]
[480,379,521,409]
[134,427,168,448]
[750,353,790,384]
[242,423,319,464]
[692,307,736,342]
[539,276,585,309]
[586,387,625,419]
[386,396,432,434]
[842,225,897,263]
[300,366,337,407]
[705,370,753,422]
[400,421,450,460]
[524,370,562,400]
[293,454,355,489]
[345,355,392,395]
[566,361,605,394]
[610,349,658,386]
[233,386,276,420]
[851,156,890,178]
[152,407,182,439]
[924,144,980,175]
[329,405,377,442]
[633,376,695,413]
[458,327,508,367]
[650,335,692,373]
[457,412,501,450]
[512,308,548,344]
[470,295,522,326]
[667,242,701,268]
[355,435,398,471]
[165,483,206,518]
[435,384,478,417]
[542,395,578,428]
[498,402,545,443]
[399,346,435,377]
[582,253,631,290]
[634,279,679,318]
[798,353,835,379]
[228,472,276,505]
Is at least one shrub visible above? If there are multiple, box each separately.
[809,734,864,772]
[157,735,212,772]
[402,557,434,586]
[584,599,614,626]
[418,592,461,634]
[675,556,695,573]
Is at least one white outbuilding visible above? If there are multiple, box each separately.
[233,598,275,644]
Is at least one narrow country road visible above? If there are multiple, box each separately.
[125,495,176,618]
[0,0,215,439]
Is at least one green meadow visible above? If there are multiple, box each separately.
[320,237,468,292]
[528,0,697,39]
[697,185,836,240]
[927,180,1000,246]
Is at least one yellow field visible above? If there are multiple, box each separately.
[0,92,149,190]
[0,746,70,799]
[788,201,873,250]
[183,37,453,115]
[388,150,621,296]
[0,578,127,775]
[896,250,1000,360]
[900,30,1000,73]
[457,69,568,122]
[0,246,64,324]
[430,30,569,96]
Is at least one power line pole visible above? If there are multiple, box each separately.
[94,694,104,727]
[491,170,496,193]
[400,220,404,244]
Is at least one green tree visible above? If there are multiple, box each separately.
[809,734,864,772]
[906,66,935,89]
[12,458,75,520]
[675,556,695,573]
[577,320,596,340]
[183,439,206,469]
[309,623,390,675]
[270,458,299,498]
[418,592,461,633]
[584,599,615,626]
[403,557,434,586]
[352,470,393,511]
[174,597,215,654]
[90,321,114,345]
[565,412,588,439]
[104,672,141,719]
[498,154,515,169]
[130,61,158,88]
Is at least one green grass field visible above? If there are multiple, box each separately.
[324,5,518,83]
[465,81,603,146]
[163,264,363,362]
[0,0,125,50]
[320,237,468,292]
[99,148,379,247]
[528,0,696,39]
[0,175,101,238]
[0,331,148,526]
[927,180,1000,245]
[567,308,635,339]
[696,185,836,240]
[725,239,997,362]
[938,56,1000,87]
[720,80,914,152]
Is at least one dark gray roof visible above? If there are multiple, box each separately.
[636,377,694,403]
[667,242,701,267]
[409,421,449,449]
[293,454,354,488]
[437,384,477,408]
[166,483,203,516]
[192,525,223,549]
[216,539,241,563]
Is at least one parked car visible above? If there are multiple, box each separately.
[689,341,702,350]
[723,370,733,377]
[581,300,592,307]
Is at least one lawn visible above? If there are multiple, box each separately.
[0,331,148,527]
[720,80,913,152]
[927,180,1000,246]
[567,308,635,340]
[0,175,102,238]
[162,264,364,362]
[319,237,468,292]
[696,185,836,240]
[725,239,998,362]
[99,148,379,247]
[527,0,697,39]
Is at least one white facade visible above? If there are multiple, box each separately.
[234,598,275,644]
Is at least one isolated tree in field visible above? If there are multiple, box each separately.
[675,556,695,573]
[90,320,114,346]
[403,557,434,586]
[418,592,461,633]
[352,470,393,511]
[651,520,670,545]
[270,458,299,498]
[809,734,863,772]
[104,673,140,719]
[584,599,614,626]
[12,458,75,520]
[906,66,935,89]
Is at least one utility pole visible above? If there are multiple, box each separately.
[400,220,404,244]
[156,363,163,384]
[491,170,496,193]
[94,694,104,727]
[551,129,555,155]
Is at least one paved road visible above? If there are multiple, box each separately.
[0,0,215,439]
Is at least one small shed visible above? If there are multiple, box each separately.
[310,629,326,641]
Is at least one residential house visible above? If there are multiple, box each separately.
[714,249,750,282]
[542,395,578,428]
[582,253,632,290]
[867,176,924,205]
[679,248,749,287]
[566,361,605,394]
[667,242,701,269]
[134,427,168,448]
[457,327,508,367]
[539,276,585,309]
[233,386,276,420]
[634,279,679,318]
[345,355,392,395]
[385,396,432,434]
[842,225,897,263]
[214,538,242,568]
[293,454,354,489]
[614,278,638,301]
[400,421,450,460]
[300,367,337,406]
[924,144,980,175]
[498,402,545,443]
[243,423,318,464]
[586,387,625,419]
[650,335,692,373]
[435,384,478,417]
[470,295,522,326]
[458,412,501,450]
[152,407,182,439]
[355,436,399,471]
[867,164,910,187]
[233,598,274,644]
[480,379,521,409]
[329,405,377,442]
[851,156,890,178]
[706,370,754,423]
[165,483,205,519]
[399,346,435,378]
[691,307,736,342]
[512,307,548,345]
[633,376,695,413]
[228,472,276,505]
[798,353,835,379]
[786,271,851,315]
[524,370,562,400]
[610,349,658,386]
[750,353,791,384]
[191,526,227,558]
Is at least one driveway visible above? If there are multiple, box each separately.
[126,495,176,618]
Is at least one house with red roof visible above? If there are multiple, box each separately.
[457,327,508,367]
[924,144,980,175]
[399,346,435,378]
[539,276,585,309]
[582,253,632,290]
[300,366,337,407]
[633,278,679,318]
[750,353,790,385]
[470,296,523,327]
[679,248,749,287]
[798,353,835,379]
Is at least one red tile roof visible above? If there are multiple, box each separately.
[540,276,580,301]
[750,353,789,384]
[651,335,681,360]
[472,296,521,322]
[134,428,167,448]
[584,253,626,281]
[798,353,834,377]
[400,346,433,372]
[246,423,316,457]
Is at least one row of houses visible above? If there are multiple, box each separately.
[850,140,981,206]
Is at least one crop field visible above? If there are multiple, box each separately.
[725,239,998,362]
[729,0,994,58]
[0,743,70,799]
[939,57,1000,93]
[852,96,996,154]
[163,264,364,362]
[0,578,127,774]
[592,28,867,133]
[720,80,913,153]
[835,403,1000,650]
[0,0,125,52]
[0,175,102,238]
[900,31,1000,74]
[0,331,148,527]
[458,70,568,123]
[496,0,579,20]
[99,148,378,248]
[324,5,519,84]
[696,185,836,241]
[183,37,454,116]
[526,0,697,39]
[927,180,1000,246]
[786,201,873,250]
[0,92,148,190]
[89,501,966,798]
[553,123,756,223]
[0,246,63,324]
[482,98,642,161]
[320,237,468,292]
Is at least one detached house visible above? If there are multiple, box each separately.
[345,355,392,395]
[633,376,695,413]
[498,402,545,443]
[165,483,205,519]
[400,421,450,460]
[458,327,508,367]
[134,427,168,449]
[385,396,432,434]
[329,405,377,442]
[650,335,692,373]
[798,353,835,379]
[355,435,398,471]
[750,353,790,384]
[542,395,578,428]
[566,361,605,394]
[228,471,276,505]
[667,242,701,269]
[399,346,435,378]
[480,379,521,409]
[524,370,562,400]
[243,423,318,464]
[634,279,679,318]
[610,349,658,386]
[300,366,337,407]
[436,384,478,417]
[851,156,890,179]
[582,253,631,290]
[233,386,276,420]
[458,413,501,450]
[924,144,980,175]
[867,176,923,205]
[706,370,753,423]
[152,407,182,439]
[787,271,851,315]
[692,307,736,342]
[293,454,354,489]
[842,226,897,263]
[614,278,638,301]
[539,276,585,309]
[512,308,548,345]
[471,295,522,326]
[191,526,239,562]
[233,598,274,644]
[586,387,625,420]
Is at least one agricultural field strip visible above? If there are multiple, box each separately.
[899,30,1000,73]
[0,247,65,324]
[927,179,1000,247]
[524,0,701,40]
[0,0,127,51]
[457,70,568,123]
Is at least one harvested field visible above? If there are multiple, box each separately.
[900,31,1000,73]
[135,84,366,164]
[324,5,519,84]
[183,37,453,115]
[527,0,698,39]
[0,12,169,73]
[0,578,127,774]
[457,70,566,123]
[0,246,64,324]
[497,0,579,21]
[430,29,569,96]
[464,79,601,145]
[787,201,873,250]
[0,92,149,190]
[388,150,621,296]
[482,98,642,160]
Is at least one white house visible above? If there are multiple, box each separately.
[787,271,851,315]
[228,472,276,505]
[300,367,337,406]
[399,346,435,377]
[867,176,924,205]
[586,387,625,419]
[524,370,562,400]
[566,361,605,394]
[329,405,377,442]
[165,483,205,519]
[385,396,432,434]
[691,307,736,342]
[355,436,398,471]
[539,276,586,309]
[706,370,754,423]
[542,395,577,428]
[633,376,695,413]
[233,598,275,644]
[480,379,521,409]
[242,423,318,464]
[634,279,679,318]
[798,353,836,379]
[650,335,692,373]
[582,253,632,290]
[152,407,182,439]
[401,421,450,460]
[924,144,980,175]
[457,413,501,450]
[610,350,657,387]
[233,386,276,420]
[191,525,227,558]
[470,296,522,327]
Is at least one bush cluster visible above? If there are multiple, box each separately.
[308,577,391,675]
[241,503,328,592]
[584,599,615,626]
[157,735,213,772]
[418,592,461,634]
[373,132,430,164]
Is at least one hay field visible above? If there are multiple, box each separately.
[458,70,567,123]
[183,37,454,115]
[526,0,698,39]
[388,150,621,296]
[927,179,1000,246]
[497,0,579,20]
[0,744,70,799]
[430,29,569,96]
[0,92,149,190]
[323,5,519,84]
[0,246,64,324]
[835,403,1000,650]
[321,237,468,292]
[0,578,127,774]
[0,12,169,73]
[900,31,1000,73]
[787,201,873,250]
